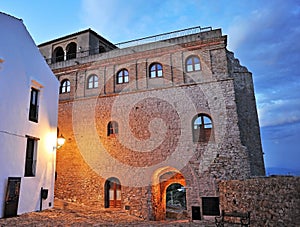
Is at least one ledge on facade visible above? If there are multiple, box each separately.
[47,26,224,70]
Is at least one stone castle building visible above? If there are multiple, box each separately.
[38,26,265,220]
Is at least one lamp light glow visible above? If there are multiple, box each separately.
[56,134,65,149]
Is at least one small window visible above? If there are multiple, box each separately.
[60,79,70,93]
[117,69,129,84]
[192,114,213,142]
[186,56,201,72]
[87,74,99,89]
[107,121,118,136]
[149,63,163,78]
[25,136,38,177]
[29,88,39,122]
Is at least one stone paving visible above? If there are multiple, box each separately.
[0,199,215,226]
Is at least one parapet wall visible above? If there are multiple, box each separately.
[218,176,300,226]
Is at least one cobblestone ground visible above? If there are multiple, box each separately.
[0,199,215,226]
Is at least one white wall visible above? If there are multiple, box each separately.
[0,13,59,217]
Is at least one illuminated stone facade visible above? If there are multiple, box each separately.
[39,27,265,220]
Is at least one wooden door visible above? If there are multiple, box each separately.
[105,178,121,208]
[4,177,21,218]
[109,181,121,208]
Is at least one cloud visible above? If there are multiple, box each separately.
[80,0,120,40]
[79,0,202,42]
[257,97,300,127]
[80,0,160,41]
[225,1,300,131]
[262,120,300,141]
[227,1,300,51]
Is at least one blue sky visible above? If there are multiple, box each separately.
[1,0,300,174]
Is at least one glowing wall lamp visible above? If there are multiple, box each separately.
[56,134,65,149]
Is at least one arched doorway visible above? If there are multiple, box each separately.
[104,177,121,208]
[152,167,187,220]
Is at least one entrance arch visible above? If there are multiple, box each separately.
[104,177,121,208]
[151,167,186,220]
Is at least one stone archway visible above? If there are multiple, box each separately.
[151,167,186,220]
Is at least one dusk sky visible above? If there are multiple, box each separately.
[1,0,299,174]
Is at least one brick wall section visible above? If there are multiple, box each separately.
[218,176,300,226]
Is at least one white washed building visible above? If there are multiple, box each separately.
[0,12,59,218]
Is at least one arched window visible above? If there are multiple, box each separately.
[87,74,98,89]
[107,121,118,136]
[60,79,70,94]
[53,46,64,63]
[104,177,121,208]
[186,55,201,72]
[66,42,77,60]
[149,63,163,78]
[116,69,129,84]
[192,114,213,142]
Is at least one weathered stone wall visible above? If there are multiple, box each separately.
[51,28,263,220]
[218,176,300,226]
[55,101,106,207]
[55,80,251,219]
[227,51,265,176]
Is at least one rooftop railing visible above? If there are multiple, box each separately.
[114,26,212,48]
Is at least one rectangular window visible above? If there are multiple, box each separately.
[202,197,220,216]
[88,81,93,89]
[29,88,39,122]
[194,63,201,71]
[124,75,129,83]
[187,65,193,72]
[24,137,38,177]
[118,77,123,84]
[150,71,156,78]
